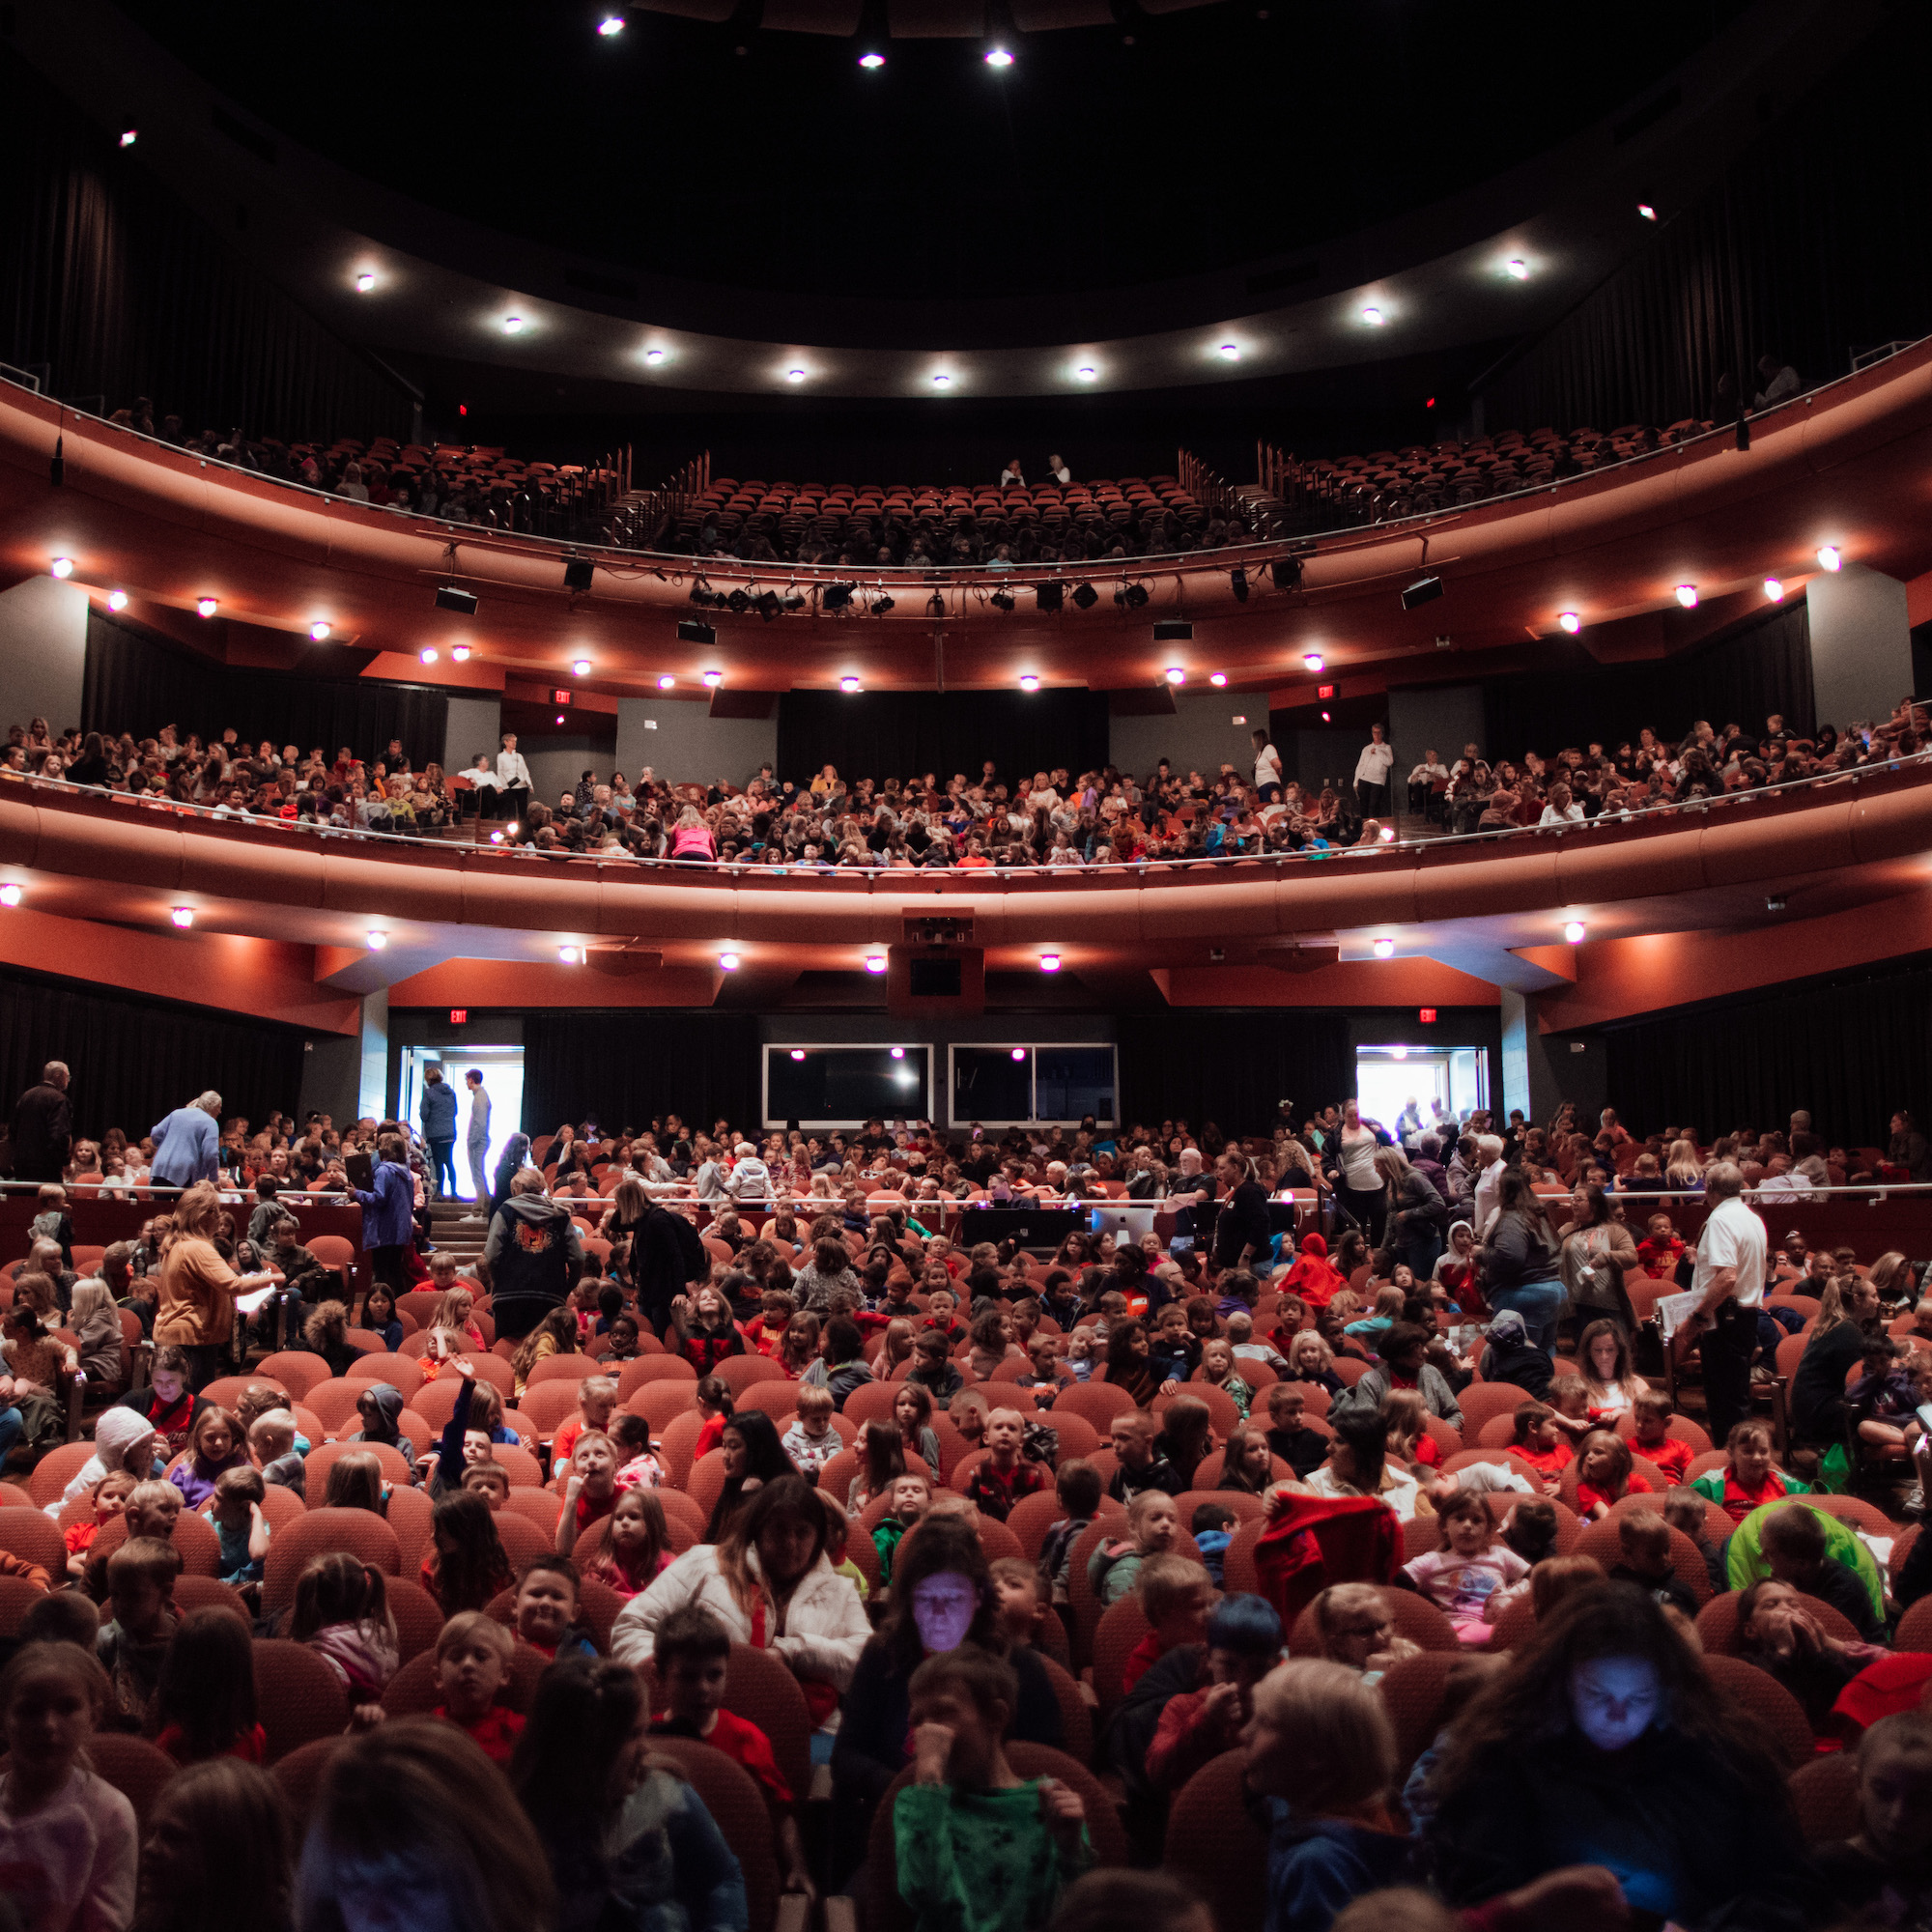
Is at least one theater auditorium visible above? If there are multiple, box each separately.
[3,0,1932,1927]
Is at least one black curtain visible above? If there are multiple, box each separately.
[0,51,410,441]
[1117,1011,1350,1140]
[1603,954,1932,1150]
[523,1013,759,1142]
[1478,10,1932,435]
[0,965,308,1148]
[84,611,449,769]
[775,690,1111,788]
[1483,598,1812,757]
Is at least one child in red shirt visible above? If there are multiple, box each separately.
[1510,1402,1576,1493]
[649,1604,812,1897]
[1635,1213,1687,1277]
[65,1470,138,1581]
[960,1407,1049,1522]
[1690,1418,1811,1524]
[1631,1390,1694,1486]
[1572,1430,1655,1520]
[692,1377,733,1463]
[430,1609,525,1764]
[1121,1555,1214,1691]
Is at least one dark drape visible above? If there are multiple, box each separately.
[1603,954,1932,1151]
[1478,10,1932,435]
[524,1013,759,1142]
[84,611,449,769]
[1117,1011,1350,1140]
[0,51,409,440]
[0,965,308,1149]
[1484,598,1813,758]
[776,690,1111,789]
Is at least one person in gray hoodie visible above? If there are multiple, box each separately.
[419,1065,459,1200]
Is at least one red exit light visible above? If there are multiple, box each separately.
[552,688,573,705]
[449,1009,468,1025]
[1318,683,1335,699]
[1418,1008,1436,1023]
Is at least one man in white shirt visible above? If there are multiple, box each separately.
[1252,728,1284,805]
[496,732,533,826]
[1471,1135,1507,1237]
[1353,724,1396,820]
[1680,1160,1768,1441]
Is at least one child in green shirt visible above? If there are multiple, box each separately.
[895,1646,1091,1932]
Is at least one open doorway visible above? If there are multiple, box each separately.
[1354,1044,1488,1138]
[398,1044,526,1201]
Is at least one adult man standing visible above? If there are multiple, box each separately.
[1470,1134,1508,1237]
[1679,1161,1768,1443]
[465,1068,492,1202]
[1353,724,1395,821]
[11,1061,71,1182]
[419,1064,458,1201]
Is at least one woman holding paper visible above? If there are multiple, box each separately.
[154,1180,283,1393]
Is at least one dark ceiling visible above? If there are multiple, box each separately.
[115,0,1746,305]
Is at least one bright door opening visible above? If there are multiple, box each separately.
[398,1044,526,1201]
[1353,1045,1488,1137]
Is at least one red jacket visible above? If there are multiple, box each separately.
[1251,1493,1400,1627]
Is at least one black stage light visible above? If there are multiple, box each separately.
[822,582,856,611]
[1402,575,1444,610]
[435,584,478,615]
[689,579,714,607]
[781,590,807,612]
[1071,582,1098,610]
[1152,619,1192,642]
[562,557,594,592]
[755,591,781,620]
[1270,556,1303,590]
[870,593,895,615]
[1036,582,1064,613]
[678,619,717,645]
[1231,567,1248,603]
[1123,582,1150,609]
[926,592,946,616]
[990,588,1015,612]
[726,588,752,613]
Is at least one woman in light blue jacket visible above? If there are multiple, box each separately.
[149,1091,222,1188]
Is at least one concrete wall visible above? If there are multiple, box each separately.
[1285,728,1364,793]
[1109,692,1260,781]
[1807,564,1915,728]
[441,693,501,779]
[616,696,778,786]
[0,578,89,736]
[522,737,611,810]
[1502,988,1607,1124]
[298,1032,363,1129]
[1389,683,1487,770]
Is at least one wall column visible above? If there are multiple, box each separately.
[356,989,389,1122]
[1500,988,1607,1126]
[1806,564,1913,728]
[0,577,89,734]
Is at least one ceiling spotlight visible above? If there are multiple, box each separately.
[1038,952,1061,973]
[1764,578,1785,602]
[366,929,388,951]
[1164,667,1185,686]
[558,945,582,965]
[1321,709,1331,722]
[1209,672,1226,687]
[790,1048,806,1061]
[106,590,128,611]
[1557,611,1580,634]
[119,128,137,148]
[1010,1047,1026,1062]
[1505,259,1528,280]
[355,271,375,293]
[0,884,19,906]
[451,644,471,661]
[859,50,885,67]
[869,593,895,615]
[1817,545,1842,571]
[1564,920,1587,944]
[1218,342,1240,361]
[1675,583,1698,609]
[1362,305,1385,326]
[419,647,438,664]
[1018,673,1039,692]
[657,673,675,690]
[840,675,862,693]
[718,951,741,971]
[171,906,195,928]
[1373,938,1394,958]
[1378,824,1395,844]
[644,348,666,364]
[931,373,952,386]
[597,13,625,33]
[926,592,946,617]
[865,952,888,975]
[1069,582,1097,611]
[983,45,1013,66]
[990,588,1014,613]
[1637,203,1657,220]
[1302,652,1324,670]
[890,1046,905,1059]
[195,597,218,617]
[48,557,72,579]
[555,715,564,724]
[572,658,591,675]
[702,668,723,687]
[309,620,331,641]
[786,368,806,384]
[1075,365,1096,382]
[501,316,525,335]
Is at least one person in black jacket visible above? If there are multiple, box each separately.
[1211,1150,1272,1269]
[1788,1275,1883,1443]
[1469,1309,1553,1401]
[1477,1170,1565,1354]
[487,1131,531,1219]
[605,1176,707,1335]
[11,1059,71,1182]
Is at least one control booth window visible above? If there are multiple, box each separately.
[951,1043,1116,1127]
[764,1045,932,1127]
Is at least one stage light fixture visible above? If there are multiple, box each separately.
[657,674,675,690]
[927,592,946,616]
[1218,343,1239,360]
[435,585,478,615]
[563,558,594,593]
[119,128,137,147]
[1557,611,1580,634]
[1122,582,1150,609]
[366,929,388,951]
[107,590,128,611]
[931,373,952,386]
[558,945,582,964]
[1321,709,1331,721]
[1564,920,1587,944]
[1038,952,1061,972]
[718,951,741,970]
[554,714,564,724]
[49,557,72,579]
[1230,567,1248,603]
[1164,667,1185,686]
[679,619,717,644]
[1372,938,1394,958]
[703,669,724,687]
[1018,674,1039,691]
[869,593,895,615]
[1302,652,1324,670]
[983,46,1013,66]
[1010,1047,1026,1062]
[1362,305,1385,326]
[451,644,471,662]
[1637,203,1657,219]
[1817,545,1842,571]
[840,675,862,692]
[644,348,666,364]
[196,597,218,617]
[1071,582,1097,611]
[355,272,375,292]
[1035,582,1063,613]
[1401,575,1442,610]
[890,1046,905,1059]
[991,588,1014,612]
[1270,557,1303,589]
[0,884,20,906]
[1505,259,1528,280]
[790,1048,806,1060]
[822,582,855,611]
[786,368,806,384]
[1391,1044,1408,1061]
[1075,365,1096,381]
[502,316,525,335]
[725,589,752,614]
[171,906,195,928]
[859,50,885,67]
[865,952,888,974]
[1209,672,1226,687]
[1764,578,1785,602]
[419,647,439,664]
[1378,824,1395,843]
[1675,583,1698,608]
[309,620,331,641]
[755,592,781,620]
[598,14,625,34]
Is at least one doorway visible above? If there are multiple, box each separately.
[1353,1044,1488,1137]
[398,1044,526,1201]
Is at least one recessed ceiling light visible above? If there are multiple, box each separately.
[890,1046,905,1059]
[554,714,564,724]
[931,373,952,386]
[1164,667,1185,685]
[1302,652,1324,670]
[309,621,331,641]
[984,46,1013,66]
[451,644,471,661]
[1209,672,1226,687]
[657,673,675,690]
[1218,342,1240,360]
[1505,259,1528,280]
[702,669,723,687]
[718,951,741,971]
[366,929,388,951]
[1557,611,1580,634]
[597,13,625,34]
[1637,203,1657,220]
[196,597,217,617]
[1018,674,1039,692]
[558,945,582,964]
[355,272,375,293]
[1675,583,1698,608]
[107,590,128,611]
[171,906,195,928]
[1038,952,1061,972]
[1564,920,1587,944]
[0,884,21,907]
[790,1048,806,1060]
[786,368,806,384]
[1361,305,1385,326]
[1378,824,1395,843]
[644,348,665,365]
[48,557,72,579]
[502,316,525,335]
[119,128,137,148]
[1817,545,1842,571]
[1373,938,1394,958]
[573,658,591,675]
[1764,578,1785,602]
[859,50,885,67]
[864,952,888,974]
[419,647,438,664]
[1009,1047,1026,1062]
[840,675,862,692]
[1075,365,1096,381]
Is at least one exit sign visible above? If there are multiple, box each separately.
[552,689,573,705]
[1419,1008,1436,1023]
[1318,683,1335,699]
[449,1009,468,1025]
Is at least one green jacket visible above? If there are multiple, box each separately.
[895,1779,1091,1932]
[1718,1495,1886,1622]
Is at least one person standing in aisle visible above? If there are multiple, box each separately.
[465,1068,493,1203]
[1353,723,1395,822]
[1252,727,1284,806]
[419,1064,458,1201]
[1677,1161,1769,1443]
[496,730,532,827]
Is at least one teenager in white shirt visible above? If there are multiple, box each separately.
[1252,728,1284,804]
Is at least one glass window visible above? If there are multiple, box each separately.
[1036,1046,1116,1122]
[765,1047,928,1126]
[952,1047,1032,1124]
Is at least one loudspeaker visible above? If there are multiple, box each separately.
[1152,619,1193,642]
[562,558,595,593]
[434,585,478,615]
[1402,575,1443,611]
[677,619,716,645]
[1036,583,1064,613]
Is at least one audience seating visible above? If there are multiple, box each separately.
[268,1735,348,1836]
[1288,1587,1460,1657]
[1161,1747,1270,1929]
[382,1642,549,1719]
[252,1639,352,1762]
[90,1512,222,1579]
[1695,1590,1861,1656]
[172,1575,250,1622]
[261,1509,403,1618]
[1702,1654,1814,1765]
[1788,1751,1862,1844]
[649,1733,806,1932]
[88,1733,179,1831]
